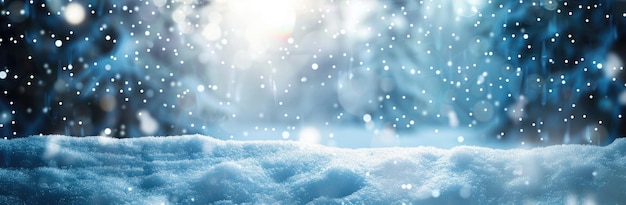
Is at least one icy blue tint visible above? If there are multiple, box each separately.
[1,135,625,204]
[2,1,626,203]
[1,0,625,147]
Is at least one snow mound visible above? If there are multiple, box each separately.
[1,135,625,204]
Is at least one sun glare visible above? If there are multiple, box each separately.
[231,0,296,38]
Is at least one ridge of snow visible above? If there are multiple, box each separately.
[1,135,625,204]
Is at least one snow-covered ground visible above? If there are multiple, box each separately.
[1,135,624,204]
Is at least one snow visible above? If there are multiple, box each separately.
[2,135,625,204]
[2,1,625,203]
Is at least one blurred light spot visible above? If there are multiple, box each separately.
[431,189,440,198]
[104,128,112,135]
[153,0,167,7]
[282,131,290,139]
[55,40,63,48]
[401,183,413,189]
[232,0,296,36]
[619,91,626,105]
[452,0,485,17]
[197,85,205,92]
[371,126,397,147]
[543,0,558,10]
[448,110,460,128]
[298,127,320,144]
[459,185,471,198]
[603,52,623,79]
[64,3,86,25]
[0,71,7,79]
[43,138,60,159]
[53,80,67,93]
[97,135,115,145]
[363,114,372,123]
[311,63,319,70]
[138,110,158,135]
[99,95,117,112]
[202,23,222,41]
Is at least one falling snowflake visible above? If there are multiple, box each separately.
[1,0,624,147]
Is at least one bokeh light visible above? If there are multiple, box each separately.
[1,0,625,148]
[64,3,86,25]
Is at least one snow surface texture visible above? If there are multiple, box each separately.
[1,135,625,204]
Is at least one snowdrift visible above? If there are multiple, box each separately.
[1,135,625,204]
